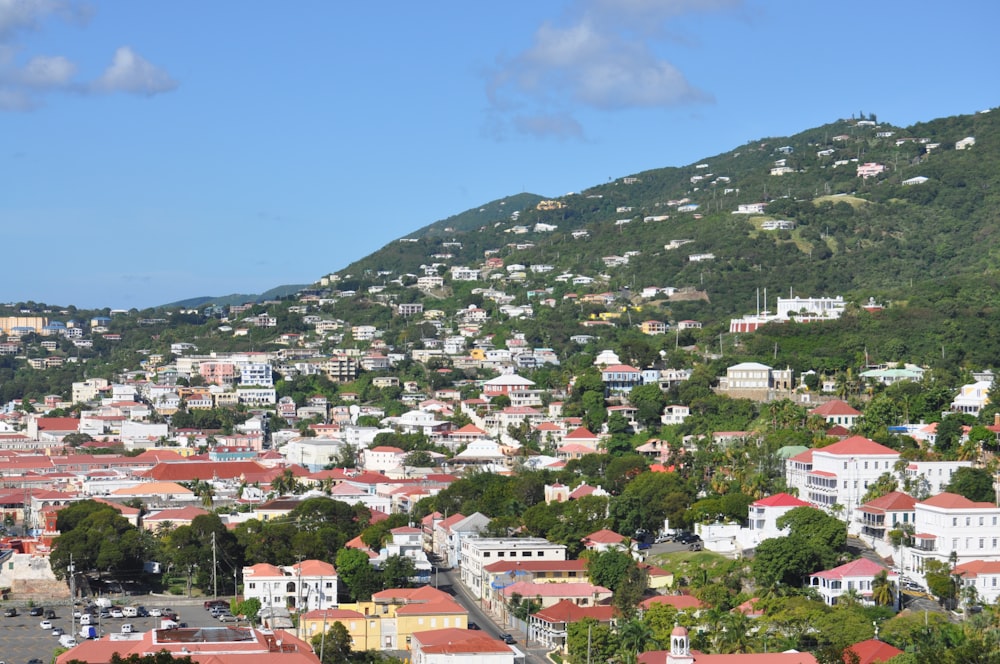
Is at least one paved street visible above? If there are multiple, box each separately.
[437,566,551,664]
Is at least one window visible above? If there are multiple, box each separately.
[483,552,491,558]
[249,583,256,590]
[980,517,985,526]
[864,461,869,469]
[954,518,959,526]
[522,551,531,557]
[981,539,985,549]
[844,462,848,469]
[967,517,971,526]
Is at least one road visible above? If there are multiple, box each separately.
[436,566,551,664]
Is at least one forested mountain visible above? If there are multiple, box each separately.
[328,107,1000,369]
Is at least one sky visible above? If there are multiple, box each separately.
[2,0,998,310]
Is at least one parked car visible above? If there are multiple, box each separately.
[45,609,56,619]
[110,608,124,618]
[218,613,238,623]
[4,607,16,617]
[148,608,162,617]
[39,620,53,629]
[29,607,44,616]
[467,622,480,630]
[52,627,64,636]
[204,600,228,610]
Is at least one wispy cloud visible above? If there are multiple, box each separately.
[486,0,741,139]
[0,0,176,111]
[92,46,176,96]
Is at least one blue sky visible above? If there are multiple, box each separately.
[3,0,997,310]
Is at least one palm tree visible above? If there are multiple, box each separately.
[871,570,894,606]
[618,618,657,663]
[839,588,862,608]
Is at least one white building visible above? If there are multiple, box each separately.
[240,363,274,387]
[786,436,899,514]
[461,538,567,599]
[698,493,810,556]
[810,558,897,606]
[954,560,1000,605]
[951,381,992,416]
[904,493,1000,575]
[242,559,338,613]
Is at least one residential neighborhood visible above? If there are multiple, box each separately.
[2,111,999,664]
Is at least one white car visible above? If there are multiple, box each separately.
[39,620,53,629]
[148,608,162,617]
[110,608,124,618]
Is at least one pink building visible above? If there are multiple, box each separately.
[199,361,237,386]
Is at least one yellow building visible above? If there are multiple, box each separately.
[301,609,372,649]
[333,585,468,650]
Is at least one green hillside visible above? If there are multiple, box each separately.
[318,107,1000,368]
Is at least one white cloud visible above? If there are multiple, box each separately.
[92,46,177,96]
[20,54,74,86]
[486,0,741,139]
[0,2,176,111]
[513,112,584,140]
[0,0,89,38]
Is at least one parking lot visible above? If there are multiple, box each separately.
[0,604,78,664]
[0,598,241,663]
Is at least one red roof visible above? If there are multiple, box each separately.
[789,449,814,463]
[920,492,996,510]
[142,460,270,481]
[812,558,894,581]
[35,417,80,431]
[953,560,1000,578]
[412,628,512,655]
[639,594,704,610]
[810,399,861,416]
[602,364,640,372]
[815,436,897,457]
[859,491,916,513]
[753,493,810,508]
[484,559,587,574]
[533,599,616,623]
[845,639,903,664]
[582,528,629,545]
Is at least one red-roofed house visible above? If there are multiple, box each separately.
[581,528,631,553]
[843,638,903,664]
[500,581,611,609]
[243,560,337,613]
[953,560,1000,605]
[601,364,642,395]
[809,399,862,428]
[700,493,810,555]
[529,599,617,652]
[856,491,916,543]
[786,437,899,512]
[810,558,897,605]
[412,628,515,664]
[904,492,1000,575]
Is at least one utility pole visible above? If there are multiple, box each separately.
[212,532,218,600]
